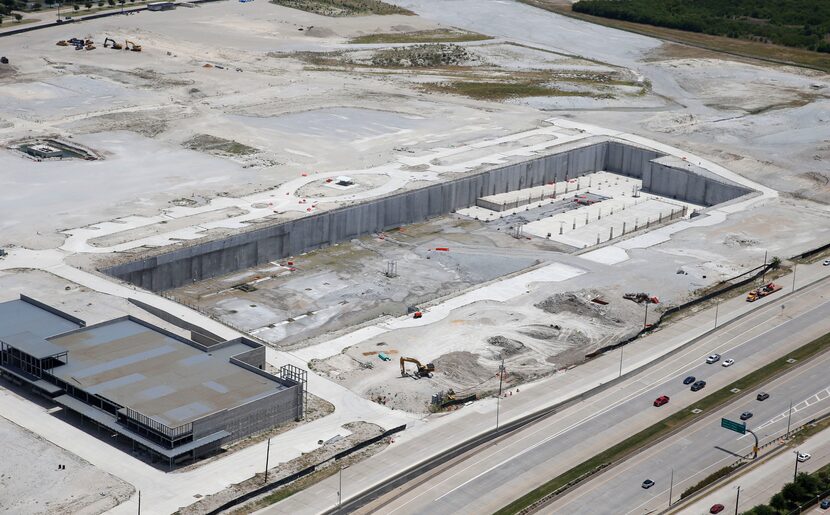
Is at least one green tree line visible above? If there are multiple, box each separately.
[573,0,830,53]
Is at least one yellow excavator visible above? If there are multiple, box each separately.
[400,357,435,379]
[103,38,123,50]
[124,40,142,52]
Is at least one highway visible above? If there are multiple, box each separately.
[550,347,830,514]
[678,425,830,514]
[355,278,830,515]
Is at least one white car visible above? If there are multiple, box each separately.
[798,452,811,462]
[722,358,735,367]
[706,354,721,364]
[823,259,830,266]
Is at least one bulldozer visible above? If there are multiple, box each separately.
[400,357,435,379]
[124,40,142,52]
[104,38,123,50]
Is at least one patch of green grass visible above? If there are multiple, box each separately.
[229,466,340,515]
[270,0,412,17]
[350,29,492,44]
[422,80,600,100]
[680,462,744,499]
[494,330,830,515]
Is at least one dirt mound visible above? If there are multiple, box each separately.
[433,351,494,387]
[535,292,605,318]
[371,44,475,67]
[723,233,760,247]
[518,324,562,340]
[487,335,525,358]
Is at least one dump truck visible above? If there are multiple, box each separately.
[400,357,435,379]
[746,282,782,302]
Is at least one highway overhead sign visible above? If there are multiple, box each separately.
[721,417,747,434]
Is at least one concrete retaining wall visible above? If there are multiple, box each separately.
[103,140,752,291]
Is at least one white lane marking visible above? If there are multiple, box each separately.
[414,303,829,506]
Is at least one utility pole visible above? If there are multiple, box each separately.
[714,299,720,328]
[137,491,141,515]
[735,485,741,515]
[643,302,649,328]
[787,400,793,438]
[668,468,674,508]
[263,437,271,484]
[496,359,505,429]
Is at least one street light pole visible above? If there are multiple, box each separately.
[714,299,720,328]
[619,344,624,378]
[794,450,800,482]
[263,437,272,484]
[496,358,505,430]
[787,400,793,438]
[792,263,797,292]
[735,485,741,515]
[339,465,343,508]
[668,468,674,508]
[643,302,648,328]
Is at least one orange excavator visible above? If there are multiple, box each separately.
[400,357,435,379]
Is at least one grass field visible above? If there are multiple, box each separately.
[494,329,830,515]
[519,0,830,72]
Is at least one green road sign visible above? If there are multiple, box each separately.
[721,417,746,434]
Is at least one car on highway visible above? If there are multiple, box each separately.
[823,259,830,266]
[710,504,725,514]
[683,376,696,385]
[821,499,830,509]
[740,411,753,420]
[757,392,770,401]
[642,479,655,489]
[653,395,670,407]
[722,358,735,367]
[691,380,706,391]
[706,354,721,364]
[798,452,811,462]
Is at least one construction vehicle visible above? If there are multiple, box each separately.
[103,38,123,49]
[400,357,435,379]
[56,40,69,46]
[746,282,782,302]
[623,292,659,304]
[124,40,142,52]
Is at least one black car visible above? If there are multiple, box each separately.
[683,376,696,385]
[740,411,753,420]
[642,479,655,489]
[691,380,707,391]
[757,392,770,401]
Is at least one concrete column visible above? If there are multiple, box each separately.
[622,222,626,234]
[609,227,614,239]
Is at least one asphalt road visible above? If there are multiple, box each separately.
[678,425,830,514]
[362,280,830,515]
[551,345,830,515]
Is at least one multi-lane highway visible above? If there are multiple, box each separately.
[550,347,830,514]
[356,279,830,515]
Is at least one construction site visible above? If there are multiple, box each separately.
[1,0,829,513]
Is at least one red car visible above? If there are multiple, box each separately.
[653,395,670,407]
[710,504,725,514]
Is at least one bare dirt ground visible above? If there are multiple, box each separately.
[0,414,134,515]
[179,421,387,515]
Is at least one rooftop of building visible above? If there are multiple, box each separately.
[47,317,286,428]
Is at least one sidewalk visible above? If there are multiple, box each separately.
[269,261,830,514]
